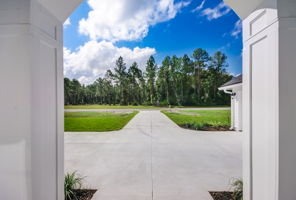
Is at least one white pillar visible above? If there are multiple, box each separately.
[0,0,64,199]
[241,0,296,199]
[236,89,243,131]
[231,96,235,129]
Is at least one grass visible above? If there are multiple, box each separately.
[65,104,227,110]
[162,110,231,131]
[64,111,138,132]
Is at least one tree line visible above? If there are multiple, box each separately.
[64,48,232,106]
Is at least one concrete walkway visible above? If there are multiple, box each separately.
[65,111,242,200]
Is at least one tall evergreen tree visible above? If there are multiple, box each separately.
[193,48,209,103]
[145,56,157,105]
[110,56,128,105]
[209,51,229,103]
[64,49,232,107]
[158,56,171,105]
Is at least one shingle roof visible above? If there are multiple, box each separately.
[220,74,242,87]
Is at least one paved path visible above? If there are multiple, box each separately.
[65,111,241,200]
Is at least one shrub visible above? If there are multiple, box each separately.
[231,178,243,200]
[132,102,138,106]
[181,121,230,131]
[159,100,169,106]
[181,122,209,130]
[64,171,84,200]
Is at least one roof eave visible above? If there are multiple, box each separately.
[219,83,243,91]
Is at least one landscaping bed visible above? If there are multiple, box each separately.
[180,123,230,131]
[162,110,231,131]
[71,189,97,200]
[209,179,243,200]
[209,191,234,200]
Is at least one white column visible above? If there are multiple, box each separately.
[236,89,243,131]
[231,96,235,129]
[242,0,296,199]
[0,0,64,199]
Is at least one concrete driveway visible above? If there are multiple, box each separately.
[65,111,242,200]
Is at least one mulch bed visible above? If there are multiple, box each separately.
[202,125,231,131]
[209,191,234,200]
[73,189,97,200]
[180,124,231,131]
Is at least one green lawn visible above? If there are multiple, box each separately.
[65,104,227,110]
[64,111,139,132]
[162,110,231,131]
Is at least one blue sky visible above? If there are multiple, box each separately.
[64,0,242,85]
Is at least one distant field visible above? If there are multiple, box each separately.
[162,110,231,131]
[64,105,227,110]
[65,111,138,132]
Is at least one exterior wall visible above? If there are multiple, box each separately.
[0,1,64,199]
[219,85,243,131]
[277,16,296,200]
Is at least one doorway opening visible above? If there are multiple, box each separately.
[63,1,243,199]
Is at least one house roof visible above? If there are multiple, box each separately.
[220,74,242,87]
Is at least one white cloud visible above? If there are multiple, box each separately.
[201,2,231,21]
[191,0,205,13]
[78,0,190,42]
[231,20,242,38]
[63,18,71,28]
[64,41,156,85]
